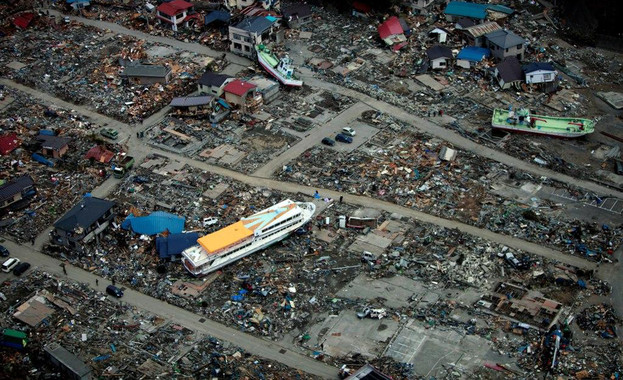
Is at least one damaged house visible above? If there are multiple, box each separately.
[121,64,172,85]
[51,196,115,252]
[493,56,523,90]
[156,0,200,32]
[0,175,36,212]
[229,16,276,58]
[426,45,453,70]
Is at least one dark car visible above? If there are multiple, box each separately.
[335,133,353,143]
[132,176,150,184]
[106,285,124,298]
[321,137,335,146]
[0,245,8,257]
[12,262,30,276]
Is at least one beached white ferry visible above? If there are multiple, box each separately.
[182,199,316,276]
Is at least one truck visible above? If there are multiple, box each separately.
[112,155,134,178]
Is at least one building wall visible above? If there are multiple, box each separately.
[525,70,556,84]
[229,26,257,57]
[430,57,450,70]
[198,84,224,97]
[157,11,188,31]
[488,42,524,61]
[456,59,473,69]
[224,92,245,106]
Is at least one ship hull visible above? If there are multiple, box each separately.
[491,109,594,138]
[183,201,315,276]
[256,46,303,87]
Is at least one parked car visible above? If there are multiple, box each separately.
[1,258,20,273]
[0,245,9,257]
[203,217,219,227]
[321,137,335,146]
[342,127,356,136]
[12,262,30,276]
[100,128,119,140]
[106,285,124,298]
[335,133,353,143]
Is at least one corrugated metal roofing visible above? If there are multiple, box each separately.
[121,211,185,235]
[463,21,501,38]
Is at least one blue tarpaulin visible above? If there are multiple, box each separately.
[121,211,185,235]
[156,232,200,259]
[217,99,230,109]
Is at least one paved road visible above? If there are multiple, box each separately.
[297,76,623,200]
[1,78,598,270]
[0,240,338,378]
[253,101,372,177]
[47,10,623,199]
[47,9,252,70]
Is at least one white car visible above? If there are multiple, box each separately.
[203,217,218,227]
[342,127,356,136]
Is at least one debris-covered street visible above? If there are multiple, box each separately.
[0,0,621,378]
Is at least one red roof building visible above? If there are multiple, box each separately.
[223,80,257,97]
[378,16,407,51]
[85,145,114,164]
[13,12,35,29]
[0,133,21,155]
[156,0,199,31]
[157,0,193,17]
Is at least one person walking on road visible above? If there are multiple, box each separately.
[61,263,67,275]
[96,279,99,286]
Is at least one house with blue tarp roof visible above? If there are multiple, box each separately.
[456,46,490,68]
[122,211,185,235]
[156,232,200,260]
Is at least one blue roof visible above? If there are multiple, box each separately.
[456,46,490,62]
[121,211,185,235]
[522,62,555,73]
[444,1,488,19]
[156,232,199,258]
[204,10,231,25]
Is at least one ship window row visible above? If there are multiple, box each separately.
[258,218,302,240]
[263,215,300,233]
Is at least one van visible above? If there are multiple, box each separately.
[106,285,124,298]
[361,251,379,262]
[2,258,20,273]
[12,262,30,276]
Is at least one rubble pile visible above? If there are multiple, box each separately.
[575,303,620,339]
[0,88,107,242]
[147,116,297,173]
[0,270,317,379]
[0,23,205,123]
[279,127,622,260]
